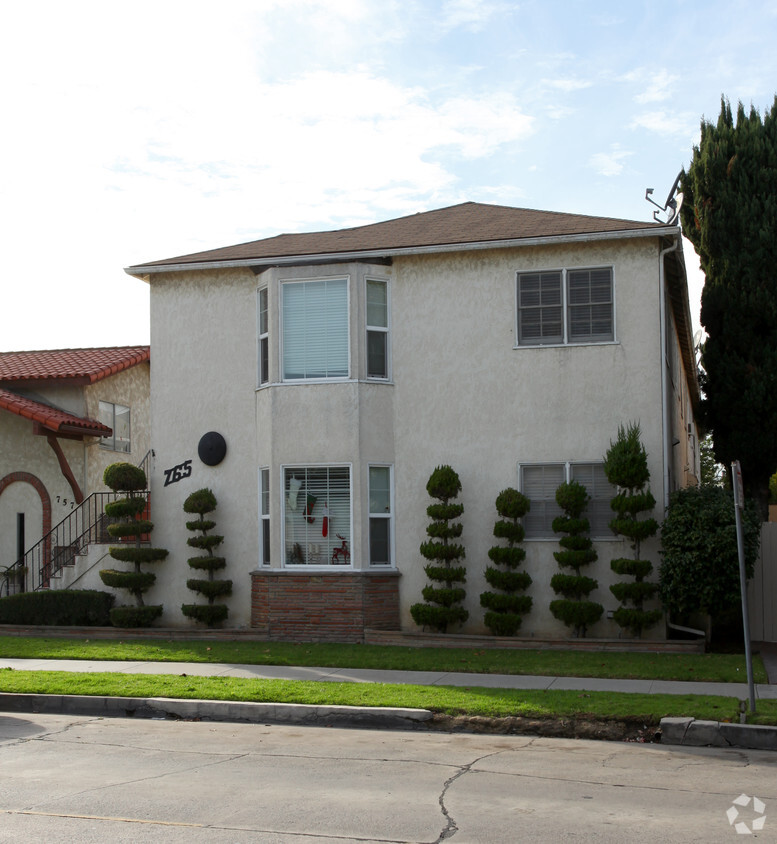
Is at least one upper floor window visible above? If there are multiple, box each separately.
[517,267,613,346]
[519,461,616,538]
[366,279,389,379]
[258,287,269,386]
[98,401,131,453]
[282,278,349,381]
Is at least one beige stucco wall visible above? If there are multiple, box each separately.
[145,236,700,637]
[84,361,151,493]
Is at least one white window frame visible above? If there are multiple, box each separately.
[515,266,615,347]
[259,467,270,566]
[98,401,131,453]
[257,287,269,386]
[368,464,394,567]
[280,276,350,382]
[365,277,390,381]
[519,461,617,539]
[281,463,353,568]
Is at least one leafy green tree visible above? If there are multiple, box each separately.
[659,486,760,627]
[699,432,724,487]
[480,488,532,635]
[410,465,468,633]
[603,424,662,637]
[549,481,603,638]
[680,96,777,517]
[181,488,232,627]
[99,463,168,627]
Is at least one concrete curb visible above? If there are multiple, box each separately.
[660,716,777,751]
[0,693,433,730]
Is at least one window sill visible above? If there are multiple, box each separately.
[257,379,395,390]
[513,340,619,350]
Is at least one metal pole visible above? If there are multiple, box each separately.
[732,461,756,713]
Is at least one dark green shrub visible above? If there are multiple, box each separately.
[98,462,167,627]
[103,463,146,492]
[480,488,532,636]
[769,472,777,505]
[0,589,114,626]
[549,480,602,637]
[659,485,760,625]
[110,605,164,628]
[410,465,468,633]
[603,423,662,637]
[181,488,231,627]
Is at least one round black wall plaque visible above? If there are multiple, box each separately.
[198,431,227,466]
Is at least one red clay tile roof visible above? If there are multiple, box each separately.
[0,388,111,436]
[127,201,668,272]
[0,346,150,385]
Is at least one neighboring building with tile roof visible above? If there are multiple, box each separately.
[126,201,700,640]
[0,346,150,583]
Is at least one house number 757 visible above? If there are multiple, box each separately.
[164,460,192,487]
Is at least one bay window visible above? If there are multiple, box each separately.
[283,465,351,566]
[282,278,349,380]
[366,279,389,379]
[368,465,393,565]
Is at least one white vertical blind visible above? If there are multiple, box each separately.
[520,463,564,537]
[282,279,348,380]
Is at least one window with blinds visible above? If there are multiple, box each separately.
[98,401,131,453]
[283,466,351,566]
[520,463,564,538]
[516,267,613,346]
[520,461,616,538]
[570,462,617,537]
[282,279,349,380]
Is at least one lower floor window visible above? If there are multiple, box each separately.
[283,465,351,565]
[520,461,616,538]
[368,465,392,565]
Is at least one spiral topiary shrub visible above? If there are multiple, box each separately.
[181,488,231,627]
[98,463,168,628]
[603,423,662,637]
[410,465,468,633]
[549,480,603,637]
[480,488,532,635]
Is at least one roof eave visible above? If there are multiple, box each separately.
[125,225,679,277]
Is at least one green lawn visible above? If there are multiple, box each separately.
[0,668,748,725]
[0,635,767,684]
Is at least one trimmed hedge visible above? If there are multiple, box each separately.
[0,589,114,626]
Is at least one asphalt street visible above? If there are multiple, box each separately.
[1,713,775,843]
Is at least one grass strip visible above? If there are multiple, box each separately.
[0,668,751,724]
[0,636,766,684]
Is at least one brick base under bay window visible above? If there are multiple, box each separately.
[250,569,401,643]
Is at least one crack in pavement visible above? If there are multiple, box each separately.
[433,751,507,843]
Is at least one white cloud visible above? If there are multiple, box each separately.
[589,146,633,177]
[629,110,698,138]
[544,78,593,93]
[626,69,678,104]
[438,0,511,32]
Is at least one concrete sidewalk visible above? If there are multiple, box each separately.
[1,656,776,698]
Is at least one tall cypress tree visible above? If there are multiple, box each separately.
[681,96,777,516]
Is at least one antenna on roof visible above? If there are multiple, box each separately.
[645,171,683,225]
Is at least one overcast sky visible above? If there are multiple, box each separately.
[2,0,776,351]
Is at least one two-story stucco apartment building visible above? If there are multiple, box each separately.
[126,202,700,641]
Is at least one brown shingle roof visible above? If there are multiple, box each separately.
[127,201,666,271]
[0,346,150,385]
[0,388,111,436]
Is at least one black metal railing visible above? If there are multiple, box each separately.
[0,490,149,597]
